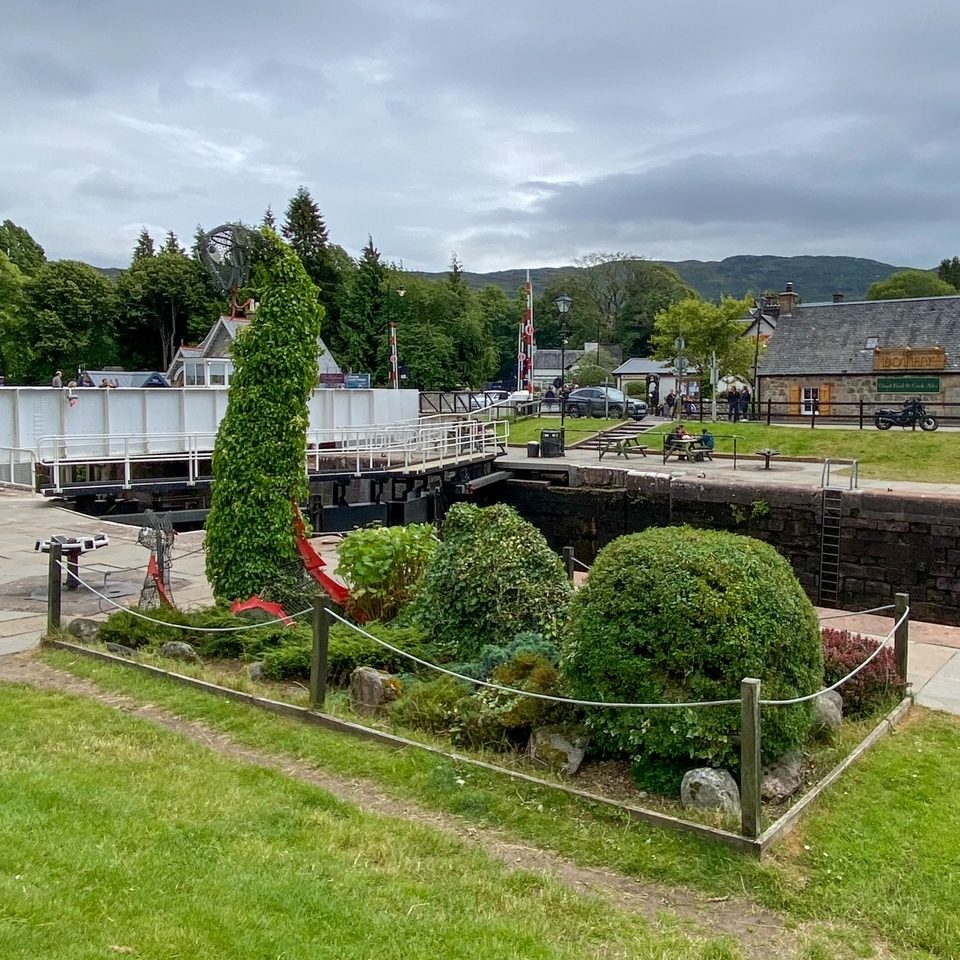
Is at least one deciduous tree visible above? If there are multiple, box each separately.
[0,220,45,275]
[865,269,956,300]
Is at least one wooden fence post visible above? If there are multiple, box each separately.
[310,595,330,709]
[563,546,575,581]
[47,541,62,634]
[740,678,762,840]
[894,592,910,685]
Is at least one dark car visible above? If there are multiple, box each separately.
[563,387,646,420]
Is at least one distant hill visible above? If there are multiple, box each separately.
[413,255,914,303]
[93,266,124,282]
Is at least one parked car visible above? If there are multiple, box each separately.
[563,387,646,420]
[469,390,508,410]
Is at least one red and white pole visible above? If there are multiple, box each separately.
[524,270,534,394]
[389,321,398,389]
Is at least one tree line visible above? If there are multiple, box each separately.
[0,192,801,390]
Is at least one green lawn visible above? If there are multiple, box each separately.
[648,421,960,483]
[506,415,628,446]
[0,681,734,960]
[39,649,960,959]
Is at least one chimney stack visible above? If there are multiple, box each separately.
[779,281,799,317]
[832,292,844,303]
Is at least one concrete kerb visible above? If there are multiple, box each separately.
[40,636,916,860]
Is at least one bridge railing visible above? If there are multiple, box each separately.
[34,419,512,492]
[0,446,36,489]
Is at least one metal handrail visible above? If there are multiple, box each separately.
[821,457,860,490]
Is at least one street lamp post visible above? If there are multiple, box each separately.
[555,293,572,435]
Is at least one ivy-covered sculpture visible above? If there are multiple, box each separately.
[205,229,323,601]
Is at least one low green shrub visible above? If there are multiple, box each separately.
[407,503,573,660]
[562,526,824,772]
[822,627,906,718]
[390,676,473,736]
[260,644,312,682]
[337,523,438,622]
[449,633,560,680]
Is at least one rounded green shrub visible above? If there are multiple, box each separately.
[562,526,823,771]
[408,503,573,660]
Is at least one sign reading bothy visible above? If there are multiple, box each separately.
[873,347,946,371]
[876,376,942,394]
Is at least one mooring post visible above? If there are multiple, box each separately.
[310,594,330,709]
[740,678,762,840]
[894,591,910,685]
[563,546,575,581]
[47,541,62,634]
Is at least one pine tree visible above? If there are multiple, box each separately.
[0,220,46,275]
[262,205,277,230]
[162,230,184,255]
[132,228,155,262]
[340,236,387,377]
[281,186,329,279]
[191,224,206,259]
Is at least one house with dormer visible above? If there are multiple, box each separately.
[756,284,960,414]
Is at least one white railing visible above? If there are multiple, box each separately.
[34,419,511,492]
[0,447,36,489]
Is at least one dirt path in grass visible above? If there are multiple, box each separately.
[0,651,801,958]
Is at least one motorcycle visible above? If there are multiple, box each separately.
[874,397,939,431]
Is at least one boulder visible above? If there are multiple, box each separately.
[67,618,100,642]
[158,640,200,663]
[248,661,265,681]
[105,642,137,659]
[761,750,803,803]
[528,726,589,776]
[813,690,843,735]
[350,666,402,715]
[680,768,741,818]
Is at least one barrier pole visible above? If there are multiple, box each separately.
[310,595,331,709]
[740,678,762,839]
[894,592,910,684]
[47,542,62,633]
[563,546,575,581]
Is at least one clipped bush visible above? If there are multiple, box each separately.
[337,523,438,622]
[562,526,824,773]
[408,503,573,660]
[450,633,560,680]
[480,651,563,732]
[260,644,312,682]
[822,628,906,718]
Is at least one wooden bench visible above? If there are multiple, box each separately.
[598,436,648,460]
[756,448,781,469]
[662,438,713,463]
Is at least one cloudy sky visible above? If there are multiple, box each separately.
[2,0,958,272]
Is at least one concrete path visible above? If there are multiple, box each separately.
[2,488,959,714]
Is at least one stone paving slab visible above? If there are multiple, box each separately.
[907,643,958,695]
[915,650,960,713]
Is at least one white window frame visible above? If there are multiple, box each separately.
[801,386,820,415]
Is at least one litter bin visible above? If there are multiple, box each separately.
[540,428,565,458]
[526,440,540,458]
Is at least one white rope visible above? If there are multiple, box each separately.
[56,561,311,632]
[760,607,908,706]
[817,604,895,621]
[327,609,741,708]
[328,607,909,711]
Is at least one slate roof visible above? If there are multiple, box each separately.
[82,370,170,387]
[532,349,584,370]
[612,358,675,376]
[758,295,960,375]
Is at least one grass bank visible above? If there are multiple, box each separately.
[648,421,960,483]
[506,415,628,446]
[0,681,734,960]
[39,648,960,958]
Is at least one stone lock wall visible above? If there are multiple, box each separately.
[491,467,960,624]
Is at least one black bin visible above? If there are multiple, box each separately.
[526,441,540,458]
[539,428,565,457]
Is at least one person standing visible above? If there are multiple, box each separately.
[740,386,751,421]
[727,386,739,421]
[52,370,63,388]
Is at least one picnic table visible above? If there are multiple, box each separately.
[755,448,781,469]
[662,436,712,464]
[598,436,648,460]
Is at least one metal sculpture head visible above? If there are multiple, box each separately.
[199,223,256,294]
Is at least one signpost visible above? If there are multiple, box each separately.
[876,376,942,394]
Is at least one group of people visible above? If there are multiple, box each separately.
[724,385,751,421]
[665,424,714,460]
[51,370,119,389]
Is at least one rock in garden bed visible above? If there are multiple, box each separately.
[350,666,402,715]
[158,640,201,663]
[680,768,741,818]
[761,750,803,803]
[527,726,589,776]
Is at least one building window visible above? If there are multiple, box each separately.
[802,386,820,415]
[865,336,879,349]
[185,362,206,386]
[208,362,226,386]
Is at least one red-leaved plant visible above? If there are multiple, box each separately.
[821,627,906,718]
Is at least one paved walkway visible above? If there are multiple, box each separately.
[1,488,958,714]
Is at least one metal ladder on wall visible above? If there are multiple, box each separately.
[818,488,843,606]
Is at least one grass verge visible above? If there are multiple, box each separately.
[0,681,736,960]
[505,415,628,446]
[645,421,960,483]
[39,648,960,958]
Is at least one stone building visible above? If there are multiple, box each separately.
[756,284,960,414]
